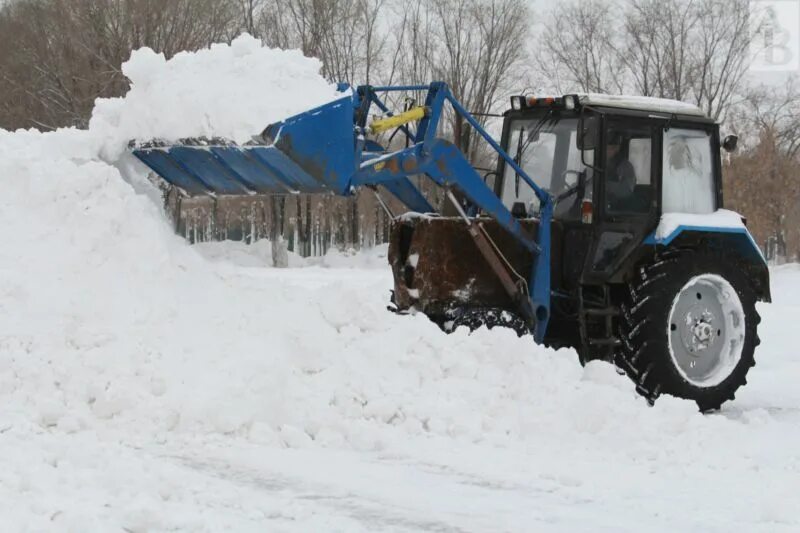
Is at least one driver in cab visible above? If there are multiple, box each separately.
[605,132,637,211]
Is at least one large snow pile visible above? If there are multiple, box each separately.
[0,35,798,531]
[0,34,347,442]
[91,33,341,160]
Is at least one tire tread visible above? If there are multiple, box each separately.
[615,248,760,411]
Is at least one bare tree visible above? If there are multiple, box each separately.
[538,0,624,94]
[0,0,239,129]
[726,77,800,162]
[428,0,530,159]
[258,0,387,84]
[621,0,697,100]
[540,0,755,122]
[725,128,800,260]
[237,0,265,34]
[689,0,754,121]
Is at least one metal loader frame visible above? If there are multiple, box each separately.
[132,81,554,340]
[349,82,553,341]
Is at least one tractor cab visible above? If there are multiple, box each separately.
[497,97,594,222]
[496,93,721,289]
[498,93,718,217]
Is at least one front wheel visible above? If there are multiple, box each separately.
[616,249,760,411]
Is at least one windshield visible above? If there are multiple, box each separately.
[501,115,594,219]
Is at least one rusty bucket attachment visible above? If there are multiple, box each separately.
[388,215,538,333]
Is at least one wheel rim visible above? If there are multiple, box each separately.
[667,274,746,387]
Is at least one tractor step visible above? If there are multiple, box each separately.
[587,337,622,347]
[584,307,620,317]
[578,285,620,362]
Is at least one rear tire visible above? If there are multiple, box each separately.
[616,248,760,411]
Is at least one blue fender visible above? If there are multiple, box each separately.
[644,224,766,265]
[644,224,770,301]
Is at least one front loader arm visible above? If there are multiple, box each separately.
[130,81,554,340]
[354,139,539,254]
[353,83,553,340]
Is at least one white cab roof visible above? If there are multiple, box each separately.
[577,93,707,117]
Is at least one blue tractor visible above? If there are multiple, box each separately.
[133,82,770,410]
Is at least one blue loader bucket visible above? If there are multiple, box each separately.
[132,93,358,197]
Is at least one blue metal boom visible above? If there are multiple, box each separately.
[132,82,554,340]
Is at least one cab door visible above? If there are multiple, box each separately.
[585,116,661,283]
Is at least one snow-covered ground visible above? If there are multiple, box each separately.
[1,34,798,532]
[2,241,798,531]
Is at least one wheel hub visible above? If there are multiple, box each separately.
[668,274,746,387]
[692,320,714,345]
[683,308,717,354]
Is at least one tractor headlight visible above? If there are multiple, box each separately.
[510,96,524,110]
[563,94,577,110]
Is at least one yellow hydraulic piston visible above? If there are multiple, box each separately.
[369,106,428,135]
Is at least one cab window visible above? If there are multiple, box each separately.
[604,121,653,215]
[662,128,715,214]
[501,115,594,220]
